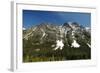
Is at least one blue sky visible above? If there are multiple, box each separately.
[23,10,91,29]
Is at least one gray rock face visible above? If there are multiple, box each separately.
[23,22,91,50]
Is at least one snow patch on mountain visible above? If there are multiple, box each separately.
[23,27,26,30]
[85,27,91,33]
[54,39,64,50]
[41,28,46,40]
[87,43,91,48]
[71,40,80,48]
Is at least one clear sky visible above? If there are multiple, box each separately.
[23,10,91,29]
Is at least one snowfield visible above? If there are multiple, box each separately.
[71,40,80,48]
[54,39,64,50]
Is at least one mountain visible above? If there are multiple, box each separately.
[23,22,91,50]
[23,22,91,62]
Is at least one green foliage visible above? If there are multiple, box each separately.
[23,39,91,62]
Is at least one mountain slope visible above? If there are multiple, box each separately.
[23,22,91,62]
